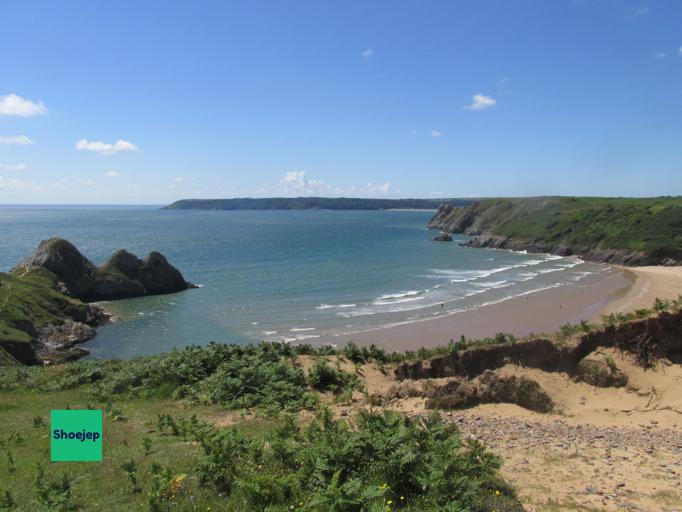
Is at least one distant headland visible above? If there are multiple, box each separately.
[428,196,682,266]
[163,197,474,210]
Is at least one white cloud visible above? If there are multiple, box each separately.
[464,93,497,111]
[277,171,397,197]
[430,130,442,138]
[679,47,682,56]
[0,135,34,145]
[105,171,121,177]
[655,52,667,60]
[170,177,185,189]
[53,178,67,190]
[0,94,46,117]
[76,139,139,155]
[78,178,96,187]
[376,182,392,194]
[625,6,650,19]
[0,163,27,172]
[361,49,374,62]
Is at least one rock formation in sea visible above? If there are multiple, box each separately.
[13,238,195,301]
[431,232,453,242]
[1,239,196,364]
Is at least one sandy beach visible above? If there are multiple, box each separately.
[598,265,682,316]
[318,263,682,352]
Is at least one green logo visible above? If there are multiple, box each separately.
[50,410,102,462]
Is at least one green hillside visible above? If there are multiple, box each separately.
[0,268,94,364]
[430,196,682,264]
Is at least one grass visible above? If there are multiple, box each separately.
[0,357,523,511]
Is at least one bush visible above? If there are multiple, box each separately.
[307,360,359,394]
[192,408,524,511]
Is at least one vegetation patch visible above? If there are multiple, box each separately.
[575,355,628,388]
[424,370,554,413]
[192,408,523,511]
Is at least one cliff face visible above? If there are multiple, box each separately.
[427,197,682,266]
[13,238,194,301]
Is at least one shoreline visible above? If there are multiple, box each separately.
[312,263,678,352]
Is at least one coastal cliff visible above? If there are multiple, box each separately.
[1,239,194,365]
[428,197,682,266]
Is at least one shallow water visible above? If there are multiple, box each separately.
[0,206,609,358]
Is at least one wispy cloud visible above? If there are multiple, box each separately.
[105,171,120,177]
[655,52,667,60]
[0,175,38,191]
[76,139,139,155]
[0,94,46,117]
[278,170,396,197]
[170,177,185,189]
[464,93,497,111]
[625,5,650,19]
[0,135,34,145]
[361,49,374,62]
[78,178,96,187]
[0,163,27,172]
[53,178,67,190]
[430,130,442,138]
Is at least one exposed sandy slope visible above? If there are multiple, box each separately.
[599,266,682,317]
[303,349,682,512]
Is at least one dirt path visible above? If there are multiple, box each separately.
[444,409,682,511]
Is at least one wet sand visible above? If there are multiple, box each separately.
[319,268,635,352]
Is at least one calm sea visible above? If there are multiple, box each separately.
[0,206,609,358]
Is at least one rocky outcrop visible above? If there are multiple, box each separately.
[2,239,194,365]
[427,198,682,266]
[13,238,194,301]
[431,232,453,242]
[461,234,662,266]
[13,238,98,297]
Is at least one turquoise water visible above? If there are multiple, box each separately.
[0,206,607,358]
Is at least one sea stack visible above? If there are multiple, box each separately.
[432,232,453,242]
[13,238,194,301]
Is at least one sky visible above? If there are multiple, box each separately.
[1,0,681,204]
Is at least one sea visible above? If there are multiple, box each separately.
[0,205,611,358]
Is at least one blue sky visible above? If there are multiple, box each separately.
[1,0,681,204]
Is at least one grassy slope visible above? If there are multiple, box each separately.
[0,345,523,512]
[0,268,93,363]
[460,196,682,259]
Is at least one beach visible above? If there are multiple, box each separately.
[599,265,682,315]
[320,263,682,352]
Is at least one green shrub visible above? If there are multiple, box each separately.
[192,408,523,511]
[307,360,359,394]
